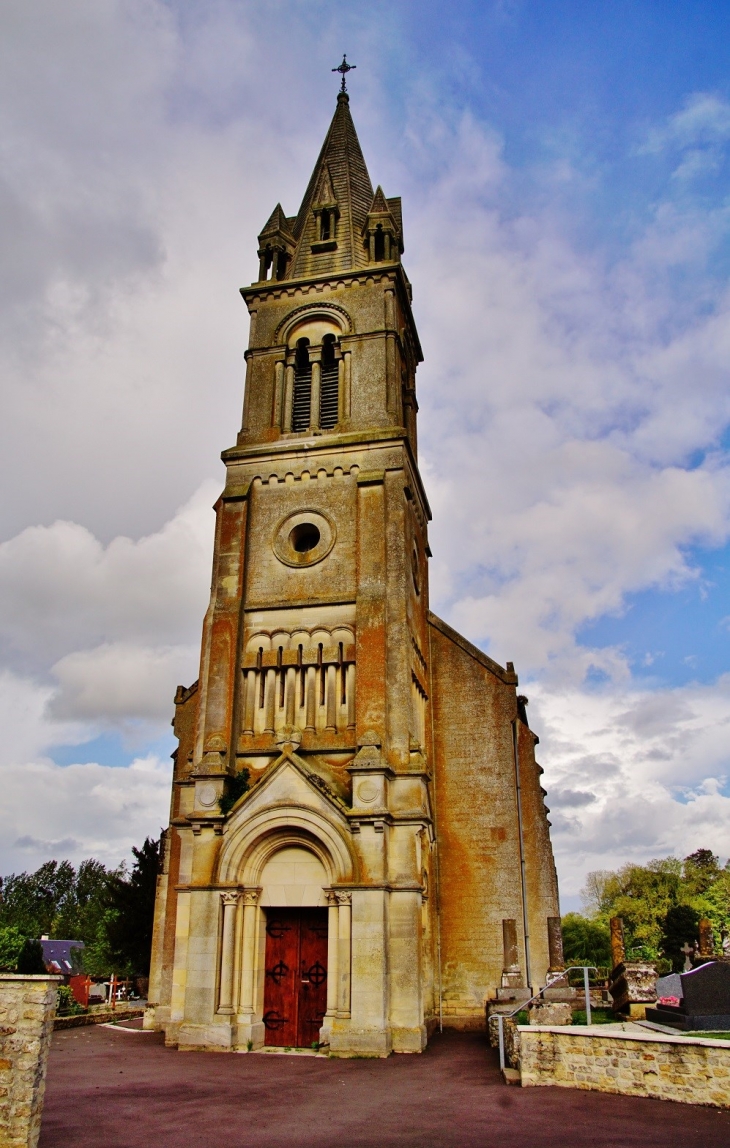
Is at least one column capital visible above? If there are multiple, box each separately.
[241,887,262,907]
[221,891,240,908]
[325,889,339,907]
[335,889,352,906]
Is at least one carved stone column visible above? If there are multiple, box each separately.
[305,665,316,731]
[285,666,296,726]
[264,668,276,733]
[310,353,321,430]
[239,888,262,1015]
[242,670,255,735]
[273,360,284,427]
[325,663,337,731]
[336,890,352,1017]
[346,663,356,730]
[325,891,339,1018]
[283,363,294,430]
[218,892,240,1013]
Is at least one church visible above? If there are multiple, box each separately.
[146,77,561,1056]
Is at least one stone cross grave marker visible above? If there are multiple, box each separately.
[680,942,694,972]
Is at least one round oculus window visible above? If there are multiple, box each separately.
[272,509,335,567]
[290,522,321,553]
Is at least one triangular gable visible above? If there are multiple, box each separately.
[313,165,337,208]
[368,185,390,214]
[228,749,349,823]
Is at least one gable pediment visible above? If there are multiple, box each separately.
[228,750,349,826]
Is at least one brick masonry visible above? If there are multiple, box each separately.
[519,1025,730,1109]
[0,975,60,1148]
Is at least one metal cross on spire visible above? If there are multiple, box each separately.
[332,54,356,93]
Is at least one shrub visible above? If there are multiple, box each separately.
[0,925,26,972]
[16,938,47,974]
[219,769,250,816]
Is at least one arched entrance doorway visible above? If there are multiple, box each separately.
[259,845,329,1047]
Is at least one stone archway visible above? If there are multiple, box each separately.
[214,810,354,1049]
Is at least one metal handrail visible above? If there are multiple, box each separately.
[495,966,598,1071]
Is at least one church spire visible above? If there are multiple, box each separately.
[259,94,379,280]
[253,92,404,282]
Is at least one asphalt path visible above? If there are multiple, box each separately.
[39,1024,730,1147]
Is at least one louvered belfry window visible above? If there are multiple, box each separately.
[291,338,312,432]
[319,334,339,430]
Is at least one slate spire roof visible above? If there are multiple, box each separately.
[288,91,374,277]
[256,92,403,281]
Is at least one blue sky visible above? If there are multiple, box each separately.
[0,1,729,899]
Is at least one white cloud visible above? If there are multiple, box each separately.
[0,480,216,673]
[1,4,730,893]
[531,676,730,896]
[0,753,172,876]
[408,111,730,681]
[49,641,198,726]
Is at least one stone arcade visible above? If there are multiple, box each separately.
[145,86,561,1056]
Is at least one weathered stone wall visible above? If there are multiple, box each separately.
[429,614,559,1025]
[519,1026,730,1108]
[0,975,59,1148]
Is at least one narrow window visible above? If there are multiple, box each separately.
[257,648,265,708]
[318,643,325,705]
[374,226,385,262]
[319,334,339,430]
[278,647,285,707]
[291,338,312,432]
[298,645,305,707]
[320,210,330,241]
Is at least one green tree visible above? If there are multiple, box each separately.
[561,913,612,966]
[0,925,26,971]
[661,904,701,972]
[682,849,720,897]
[104,836,161,976]
[16,938,47,974]
[0,860,76,938]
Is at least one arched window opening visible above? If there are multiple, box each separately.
[274,250,288,280]
[319,334,339,430]
[374,225,385,262]
[291,338,312,432]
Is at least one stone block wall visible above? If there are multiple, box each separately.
[0,975,60,1148]
[519,1026,730,1109]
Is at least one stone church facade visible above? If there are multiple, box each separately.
[146,90,561,1056]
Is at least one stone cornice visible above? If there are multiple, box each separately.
[240,263,422,362]
[221,431,432,522]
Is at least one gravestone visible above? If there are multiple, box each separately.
[646,961,730,1031]
[655,972,682,1000]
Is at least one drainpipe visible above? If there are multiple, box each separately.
[427,623,443,1033]
[512,719,532,992]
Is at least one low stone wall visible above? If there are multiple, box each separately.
[0,974,60,1148]
[53,1005,145,1030]
[519,1025,730,1109]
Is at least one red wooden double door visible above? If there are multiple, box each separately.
[263,908,328,1048]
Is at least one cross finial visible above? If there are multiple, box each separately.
[332,54,356,93]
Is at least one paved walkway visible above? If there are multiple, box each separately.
[40,1024,730,1147]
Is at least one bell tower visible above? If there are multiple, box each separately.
[147,84,560,1057]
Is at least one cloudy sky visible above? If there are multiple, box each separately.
[2,1,730,907]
